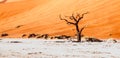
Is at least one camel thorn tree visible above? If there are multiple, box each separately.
[59,12,88,42]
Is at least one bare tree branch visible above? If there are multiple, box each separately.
[64,13,77,22]
[80,25,86,33]
[77,12,88,23]
[71,13,77,21]
[59,15,75,25]
[81,12,89,17]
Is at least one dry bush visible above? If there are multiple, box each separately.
[85,37,103,42]
[28,33,37,38]
[10,41,22,43]
[1,33,8,37]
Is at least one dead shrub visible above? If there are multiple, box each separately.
[10,41,22,43]
[1,33,8,37]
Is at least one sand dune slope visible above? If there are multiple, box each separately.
[0,0,120,39]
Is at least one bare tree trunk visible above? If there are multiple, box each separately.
[75,24,81,42]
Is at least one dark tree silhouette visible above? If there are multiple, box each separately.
[59,12,88,42]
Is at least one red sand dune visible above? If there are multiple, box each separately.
[0,0,120,39]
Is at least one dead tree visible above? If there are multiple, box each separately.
[59,12,88,42]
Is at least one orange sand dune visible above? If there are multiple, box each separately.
[0,0,120,39]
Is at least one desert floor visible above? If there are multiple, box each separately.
[0,39,120,58]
